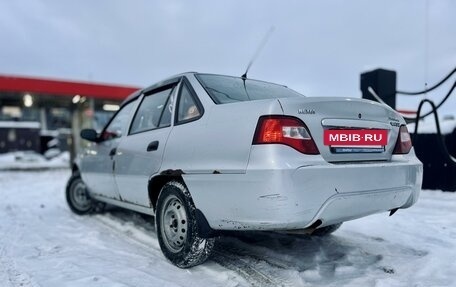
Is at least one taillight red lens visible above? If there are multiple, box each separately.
[253,116,319,154]
[393,125,412,154]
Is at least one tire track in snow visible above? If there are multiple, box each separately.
[212,250,287,287]
[91,210,287,286]
[90,212,163,257]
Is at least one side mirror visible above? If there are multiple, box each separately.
[80,129,98,142]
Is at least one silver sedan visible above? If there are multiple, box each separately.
[67,72,423,268]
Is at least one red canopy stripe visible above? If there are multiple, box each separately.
[0,74,140,101]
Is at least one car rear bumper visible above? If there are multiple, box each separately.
[184,146,423,231]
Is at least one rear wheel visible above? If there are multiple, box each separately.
[156,180,214,268]
[312,223,343,236]
[66,173,101,215]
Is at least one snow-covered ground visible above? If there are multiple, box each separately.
[0,152,70,171]
[0,169,455,287]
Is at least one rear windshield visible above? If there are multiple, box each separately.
[195,74,303,104]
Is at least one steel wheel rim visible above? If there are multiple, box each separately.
[71,180,91,211]
[160,195,188,253]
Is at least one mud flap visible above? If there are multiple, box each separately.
[195,209,217,238]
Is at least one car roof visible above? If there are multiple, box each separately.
[120,72,197,106]
[120,72,289,107]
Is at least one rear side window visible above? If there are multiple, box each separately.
[129,87,174,134]
[177,83,201,123]
[195,74,303,104]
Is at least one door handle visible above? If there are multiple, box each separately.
[109,147,117,157]
[147,141,159,152]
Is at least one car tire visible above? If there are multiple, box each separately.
[312,223,343,236]
[156,180,214,268]
[66,172,99,215]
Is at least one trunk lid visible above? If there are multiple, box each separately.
[278,97,402,162]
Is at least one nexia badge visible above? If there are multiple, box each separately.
[298,108,315,115]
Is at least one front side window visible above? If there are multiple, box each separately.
[101,100,136,141]
[129,87,174,134]
[195,74,303,104]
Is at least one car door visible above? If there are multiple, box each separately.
[114,83,178,206]
[81,100,137,199]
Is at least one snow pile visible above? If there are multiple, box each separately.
[0,151,70,171]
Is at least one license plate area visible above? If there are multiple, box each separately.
[324,129,388,154]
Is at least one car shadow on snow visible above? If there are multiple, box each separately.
[101,207,427,286]
[213,229,428,286]
[215,230,385,283]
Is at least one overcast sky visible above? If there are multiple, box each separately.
[1,0,455,116]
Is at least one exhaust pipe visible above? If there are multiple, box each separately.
[280,219,323,235]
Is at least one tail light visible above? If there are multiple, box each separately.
[253,115,319,154]
[393,125,412,154]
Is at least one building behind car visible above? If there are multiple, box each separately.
[0,74,139,159]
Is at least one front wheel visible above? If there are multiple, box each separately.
[66,173,98,215]
[156,181,214,268]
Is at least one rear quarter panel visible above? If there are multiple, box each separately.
[161,98,283,174]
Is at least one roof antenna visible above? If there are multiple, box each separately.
[241,26,275,79]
